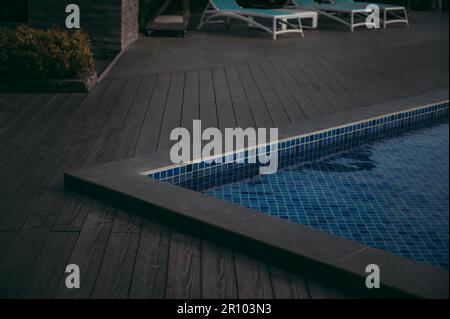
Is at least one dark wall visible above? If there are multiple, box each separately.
[0,0,28,23]
[27,0,139,58]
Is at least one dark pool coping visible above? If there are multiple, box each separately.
[65,89,449,299]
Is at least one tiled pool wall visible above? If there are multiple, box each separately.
[147,102,449,188]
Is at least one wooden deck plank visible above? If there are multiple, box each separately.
[269,266,310,299]
[0,93,14,113]
[84,77,142,166]
[0,94,70,180]
[49,81,127,232]
[110,75,158,233]
[271,60,322,119]
[404,46,446,70]
[55,202,115,298]
[181,70,200,132]
[321,51,386,104]
[199,69,218,129]
[213,67,237,129]
[201,242,238,299]
[382,47,447,92]
[0,93,52,141]
[135,73,171,156]
[248,63,290,126]
[297,56,351,111]
[158,72,185,151]
[165,232,202,299]
[0,93,36,128]
[234,253,273,299]
[226,66,261,128]
[0,84,111,231]
[334,51,407,102]
[312,54,374,107]
[414,47,449,74]
[0,81,119,297]
[367,48,431,95]
[112,209,143,234]
[18,231,78,298]
[236,66,274,128]
[0,94,83,230]
[0,231,16,262]
[310,55,369,108]
[128,221,171,298]
[113,74,157,160]
[53,77,154,298]
[282,60,335,116]
[307,280,347,299]
[91,232,140,298]
[260,61,306,121]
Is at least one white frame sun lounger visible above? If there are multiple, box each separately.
[285,0,377,32]
[334,0,409,28]
[197,0,305,40]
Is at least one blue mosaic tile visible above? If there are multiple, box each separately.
[149,103,449,269]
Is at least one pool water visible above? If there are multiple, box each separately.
[200,119,449,270]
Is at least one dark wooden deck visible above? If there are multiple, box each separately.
[0,12,448,298]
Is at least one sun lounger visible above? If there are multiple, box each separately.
[197,0,305,39]
[285,0,378,32]
[334,0,409,28]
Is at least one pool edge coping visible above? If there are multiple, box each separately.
[64,89,449,299]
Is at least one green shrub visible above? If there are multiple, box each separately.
[0,26,95,80]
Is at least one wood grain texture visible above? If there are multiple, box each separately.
[18,231,78,298]
[92,232,139,299]
[165,232,202,299]
[128,221,171,298]
[234,253,273,299]
[269,266,310,299]
[201,241,238,299]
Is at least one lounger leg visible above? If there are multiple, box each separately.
[405,8,410,27]
[312,15,318,29]
[273,18,277,40]
[197,3,211,29]
[298,17,304,38]
[351,12,355,32]
[281,18,287,31]
[384,9,387,29]
[248,16,255,28]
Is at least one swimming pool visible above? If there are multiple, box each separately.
[65,94,450,298]
[154,105,449,270]
[203,120,448,270]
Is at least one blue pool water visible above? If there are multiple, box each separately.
[201,119,449,270]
